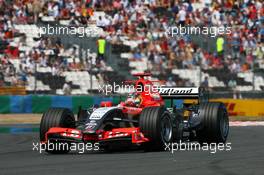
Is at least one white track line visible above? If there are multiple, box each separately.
[230,121,264,126]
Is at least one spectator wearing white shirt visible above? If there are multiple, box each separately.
[178,6,187,26]
[166,77,176,86]
[96,16,106,29]
[211,7,221,26]
[63,82,72,95]
[39,53,48,67]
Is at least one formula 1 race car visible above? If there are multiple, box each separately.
[39,73,229,153]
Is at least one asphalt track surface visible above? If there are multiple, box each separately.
[0,126,263,175]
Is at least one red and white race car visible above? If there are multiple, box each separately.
[40,73,229,153]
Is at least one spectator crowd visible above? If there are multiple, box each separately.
[0,0,263,89]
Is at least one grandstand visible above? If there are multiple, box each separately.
[0,0,263,95]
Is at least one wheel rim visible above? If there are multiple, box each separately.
[160,115,172,143]
[220,110,229,140]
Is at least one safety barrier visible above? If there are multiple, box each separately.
[0,95,126,114]
[0,95,264,116]
[184,98,264,117]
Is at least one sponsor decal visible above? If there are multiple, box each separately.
[85,122,97,126]
[224,102,241,116]
[211,99,264,117]
[89,107,116,120]
[85,125,96,129]
[159,87,199,97]
[85,121,97,129]
[61,129,81,138]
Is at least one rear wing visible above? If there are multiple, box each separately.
[159,87,199,99]
[158,87,208,103]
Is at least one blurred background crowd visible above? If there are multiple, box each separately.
[0,0,263,96]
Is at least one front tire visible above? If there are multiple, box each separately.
[40,108,75,154]
[139,106,173,151]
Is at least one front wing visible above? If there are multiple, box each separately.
[43,127,149,145]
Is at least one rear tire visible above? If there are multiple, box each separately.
[197,102,229,144]
[139,106,173,151]
[40,108,75,154]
